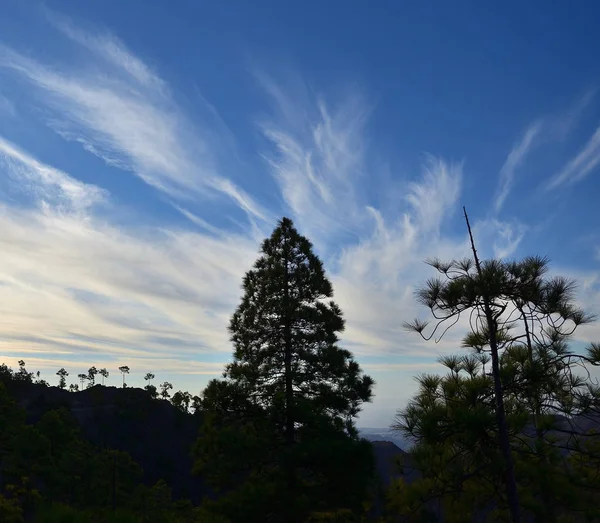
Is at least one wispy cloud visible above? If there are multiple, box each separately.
[0,136,107,213]
[546,126,600,191]
[0,134,261,385]
[45,9,165,91]
[0,204,260,366]
[547,88,596,140]
[494,122,542,213]
[0,25,266,224]
[258,75,371,248]
[254,75,533,365]
[405,155,462,235]
[0,92,16,116]
[478,218,528,260]
[495,90,596,212]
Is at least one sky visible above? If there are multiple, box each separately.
[0,1,599,427]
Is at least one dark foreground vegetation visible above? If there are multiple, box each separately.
[1,215,600,522]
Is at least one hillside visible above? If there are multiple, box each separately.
[359,428,412,451]
[2,377,411,507]
[3,378,210,505]
[5,370,600,523]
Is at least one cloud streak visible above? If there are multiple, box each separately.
[495,122,542,213]
[255,74,532,365]
[0,136,107,213]
[257,76,373,246]
[495,90,596,211]
[0,132,260,382]
[0,92,16,116]
[0,30,266,224]
[546,126,600,191]
[46,9,166,91]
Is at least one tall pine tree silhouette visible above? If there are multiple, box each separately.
[196,217,374,523]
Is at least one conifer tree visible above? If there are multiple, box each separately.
[118,366,130,388]
[87,366,98,387]
[56,368,68,389]
[195,217,375,523]
[98,368,109,385]
[77,373,87,389]
[159,381,173,399]
[400,212,599,523]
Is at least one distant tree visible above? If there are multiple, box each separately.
[181,391,191,412]
[195,217,375,523]
[0,384,148,517]
[34,370,49,386]
[98,368,109,385]
[171,390,192,413]
[183,391,192,412]
[171,390,184,411]
[56,368,69,389]
[77,374,87,389]
[87,366,98,387]
[144,384,158,399]
[191,395,202,415]
[69,383,79,392]
[15,360,33,382]
[0,364,14,381]
[159,382,173,399]
[142,372,157,397]
[118,366,130,388]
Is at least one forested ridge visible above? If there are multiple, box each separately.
[1,216,600,523]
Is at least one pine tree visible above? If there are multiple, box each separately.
[159,381,173,399]
[400,216,600,523]
[77,374,87,389]
[56,368,68,389]
[144,373,157,397]
[118,366,130,388]
[390,339,600,522]
[195,217,375,523]
[98,368,109,385]
[87,366,98,387]
[227,217,373,435]
[15,360,33,382]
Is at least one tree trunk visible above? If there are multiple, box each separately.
[464,207,521,523]
[520,307,556,523]
[282,232,296,500]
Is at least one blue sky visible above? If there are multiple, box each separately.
[0,1,599,426]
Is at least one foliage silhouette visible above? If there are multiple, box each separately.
[119,366,130,388]
[194,217,376,523]
[397,243,600,522]
[56,368,68,390]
